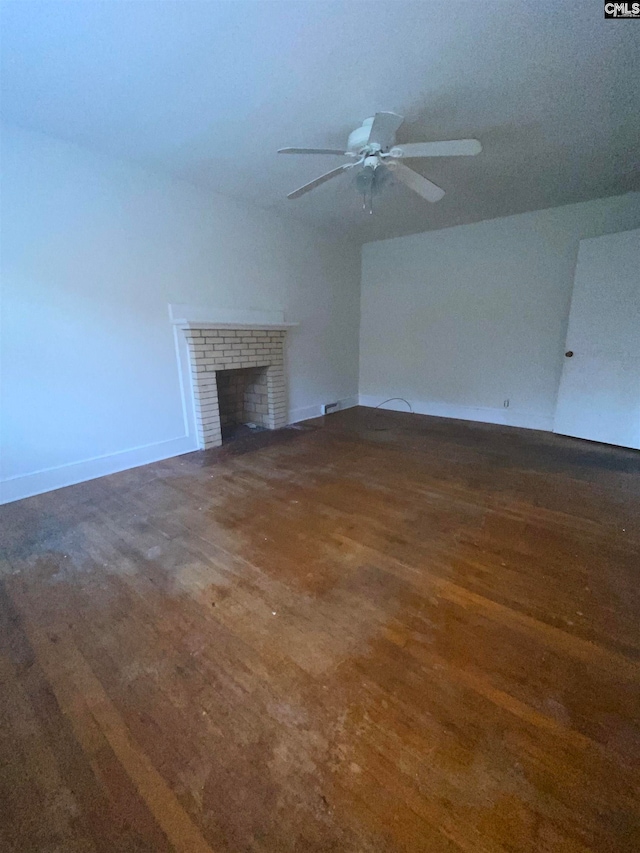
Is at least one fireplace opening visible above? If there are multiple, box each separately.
[216,366,270,443]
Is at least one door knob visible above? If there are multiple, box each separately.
[565,351,574,357]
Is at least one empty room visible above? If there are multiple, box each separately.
[1,1,639,851]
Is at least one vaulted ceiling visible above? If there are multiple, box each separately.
[2,1,638,243]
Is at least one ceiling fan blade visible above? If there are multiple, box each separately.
[286,164,352,199]
[367,112,404,148]
[394,139,482,158]
[278,147,350,156]
[391,162,445,203]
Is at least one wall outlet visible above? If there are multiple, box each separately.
[323,402,339,415]
[503,399,510,408]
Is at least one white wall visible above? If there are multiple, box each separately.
[0,126,361,503]
[360,193,640,431]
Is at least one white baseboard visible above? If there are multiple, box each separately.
[1,395,363,505]
[288,395,359,425]
[358,395,553,433]
[0,394,551,505]
[0,435,198,505]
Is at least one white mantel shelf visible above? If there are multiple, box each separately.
[173,320,298,331]
[168,303,297,331]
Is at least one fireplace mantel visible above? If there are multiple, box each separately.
[169,304,297,450]
[168,303,298,331]
[174,321,298,331]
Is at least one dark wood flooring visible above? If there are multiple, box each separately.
[1,407,639,852]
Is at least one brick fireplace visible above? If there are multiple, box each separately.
[182,325,289,449]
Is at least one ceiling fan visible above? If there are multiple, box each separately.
[278,112,481,212]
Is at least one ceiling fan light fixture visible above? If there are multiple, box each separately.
[372,164,391,194]
[356,162,392,214]
[355,164,375,195]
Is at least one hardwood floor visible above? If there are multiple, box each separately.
[1,407,639,852]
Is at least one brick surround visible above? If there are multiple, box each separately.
[183,327,288,449]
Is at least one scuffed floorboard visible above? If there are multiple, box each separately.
[1,407,639,852]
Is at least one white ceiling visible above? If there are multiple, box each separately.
[2,1,638,243]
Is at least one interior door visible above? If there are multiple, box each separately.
[554,228,640,450]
